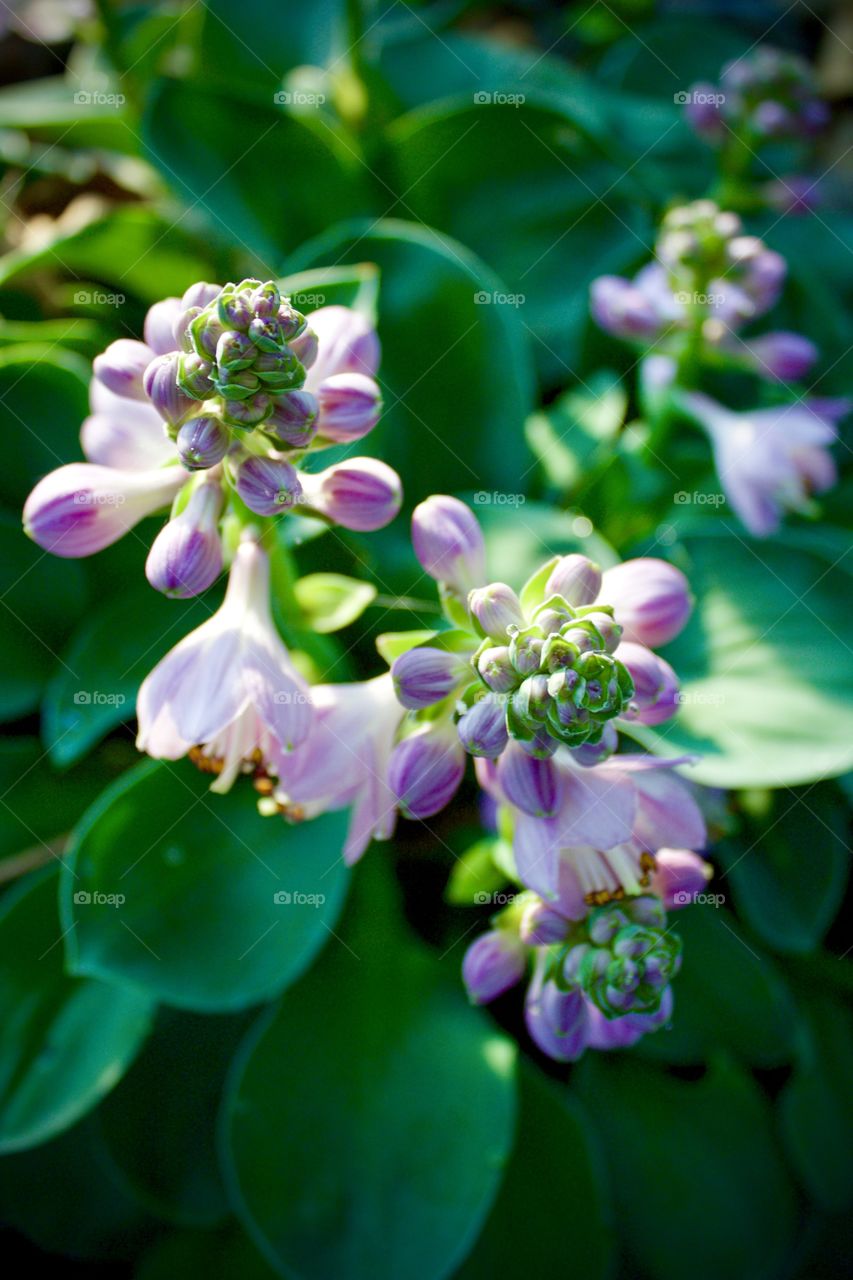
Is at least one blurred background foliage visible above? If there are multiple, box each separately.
[0,1,851,1277]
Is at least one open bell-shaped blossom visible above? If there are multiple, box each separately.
[136,536,312,791]
[681,391,848,535]
[271,674,405,865]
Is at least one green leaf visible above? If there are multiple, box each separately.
[576,1054,798,1280]
[62,760,351,1012]
[0,868,154,1153]
[0,1115,158,1259]
[778,995,853,1212]
[98,1008,253,1226]
[375,628,440,665]
[286,219,536,504]
[637,905,798,1068]
[444,838,509,906]
[280,262,380,319]
[0,737,120,866]
[0,206,215,301]
[294,573,377,633]
[457,1066,613,1280]
[199,0,348,95]
[222,860,517,1280]
[143,78,369,260]
[138,1226,280,1280]
[719,785,850,955]
[0,345,89,509]
[42,585,219,767]
[525,371,626,492]
[626,527,853,786]
[0,515,86,722]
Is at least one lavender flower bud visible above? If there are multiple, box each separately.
[601,558,692,648]
[571,720,617,766]
[143,353,195,424]
[290,327,318,371]
[24,463,186,558]
[315,373,382,443]
[469,582,525,639]
[234,456,303,516]
[747,331,818,382]
[93,339,153,400]
[519,900,569,946]
[617,641,679,725]
[145,480,223,598]
[683,82,724,139]
[654,848,712,909]
[457,695,509,758]
[476,645,517,693]
[496,748,560,817]
[388,729,465,819]
[525,976,587,1063]
[545,554,602,606]
[462,930,526,1004]
[266,391,319,448]
[175,416,229,470]
[590,275,662,341]
[216,330,257,371]
[299,458,402,531]
[181,282,222,310]
[391,646,468,710]
[222,392,271,429]
[411,495,487,594]
[177,352,215,400]
[143,297,181,355]
[304,306,380,384]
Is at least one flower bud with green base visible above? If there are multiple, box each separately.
[556,896,682,1019]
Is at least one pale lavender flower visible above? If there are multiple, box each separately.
[616,641,680,726]
[272,675,404,864]
[682,391,848,535]
[388,723,466,819]
[411,495,487,595]
[599,557,692,648]
[137,536,312,790]
[298,458,402,531]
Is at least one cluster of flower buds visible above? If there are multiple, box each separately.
[23,281,401,599]
[685,46,829,144]
[463,844,711,1062]
[388,497,689,809]
[591,200,818,384]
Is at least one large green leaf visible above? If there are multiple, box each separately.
[637,905,798,1068]
[0,346,89,509]
[199,0,348,94]
[143,78,370,260]
[138,1227,279,1280]
[0,737,119,866]
[718,785,850,955]
[0,206,215,301]
[625,527,853,786]
[43,585,220,768]
[0,517,86,722]
[457,1065,613,1280]
[98,1007,252,1226]
[778,995,853,1213]
[0,1115,158,1259]
[286,219,536,504]
[222,861,517,1280]
[0,868,154,1153]
[576,1055,798,1280]
[62,760,351,1012]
